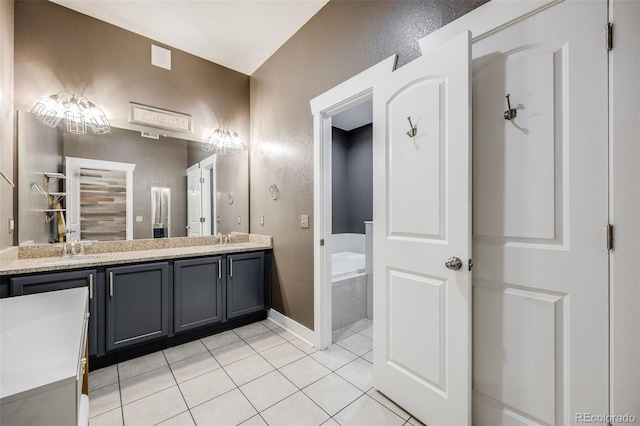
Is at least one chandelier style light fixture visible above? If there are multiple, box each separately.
[31,92,111,135]
[202,128,246,155]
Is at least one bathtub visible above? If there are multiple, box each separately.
[332,251,366,281]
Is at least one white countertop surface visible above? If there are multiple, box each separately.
[0,287,88,403]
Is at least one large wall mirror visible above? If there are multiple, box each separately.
[16,111,249,245]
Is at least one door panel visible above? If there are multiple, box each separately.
[373,31,471,426]
[472,1,608,424]
[187,167,202,237]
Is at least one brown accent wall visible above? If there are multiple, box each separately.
[250,0,487,329]
[0,0,15,251]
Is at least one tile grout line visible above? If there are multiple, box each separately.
[157,349,195,426]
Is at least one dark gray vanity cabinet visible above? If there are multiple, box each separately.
[226,252,265,320]
[174,257,224,333]
[106,262,169,351]
[10,269,99,357]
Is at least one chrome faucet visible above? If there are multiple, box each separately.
[216,232,223,244]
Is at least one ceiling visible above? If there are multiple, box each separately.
[50,0,330,76]
[332,100,373,132]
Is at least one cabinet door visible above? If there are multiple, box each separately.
[106,262,169,351]
[174,257,223,333]
[226,252,265,320]
[10,270,99,357]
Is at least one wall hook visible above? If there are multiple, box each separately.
[406,117,417,137]
[504,94,517,120]
[269,184,279,201]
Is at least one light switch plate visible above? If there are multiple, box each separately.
[301,215,309,229]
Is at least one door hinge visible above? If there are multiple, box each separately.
[468,258,473,271]
[200,217,205,223]
[199,177,205,183]
[607,22,613,51]
[607,223,614,250]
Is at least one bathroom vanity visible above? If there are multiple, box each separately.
[0,287,90,426]
[0,234,272,368]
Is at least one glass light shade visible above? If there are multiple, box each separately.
[31,94,65,127]
[64,97,87,134]
[202,128,246,155]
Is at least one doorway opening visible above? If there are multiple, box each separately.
[329,101,374,344]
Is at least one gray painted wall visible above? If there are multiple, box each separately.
[0,1,15,250]
[250,0,488,329]
[332,124,373,235]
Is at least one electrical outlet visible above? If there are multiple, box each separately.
[301,215,309,229]
[216,215,221,224]
[260,216,264,226]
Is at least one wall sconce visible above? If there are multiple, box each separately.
[31,92,111,135]
[202,128,246,155]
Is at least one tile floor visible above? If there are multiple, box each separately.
[88,318,423,426]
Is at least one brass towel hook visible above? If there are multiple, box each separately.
[406,117,417,137]
[504,94,517,120]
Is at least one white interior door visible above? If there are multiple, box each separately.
[472,1,609,424]
[373,32,471,425]
[187,165,203,237]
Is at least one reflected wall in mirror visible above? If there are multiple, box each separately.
[151,187,171,238]
[16,111,249,244]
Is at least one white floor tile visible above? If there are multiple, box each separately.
[120,365,176,405]
[122,386,188,426]
[311,345,358,371]
[279,356,331,389]
[245,330,287,352]
[290,338,317,355]
[366,389,411,421]
[234,322,272,339]
[335,358,374,392]
[201,330,241,351]
[361,350,373,364]
[88,407,123,426]
[211,340,257,366]
[118,351,168,381]
[241,414,268,425]
[260,391,329,426]
[333,394,405,426]
[260,341,306,369]
[89,383,120,418]
[157,410,196,426]
[347,318,372,333]
[89,365,118,392]
[190,388,257,426]
[259,319,280,330]
[163,340,208,365]
[224,353,275,386]
[178,368,236,408]
[170,352,221,383]
[240,371,298,412]
[407,416,426,426]
[270,326,297,341]
[302,373,362,416]
[332,327,355,342]
[336,333,373,357]
[321,418,341,426]
[358,326,373,340]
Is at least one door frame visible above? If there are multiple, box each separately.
[311,55,397,349]
[311,0,639,417]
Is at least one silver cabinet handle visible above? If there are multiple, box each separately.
[109,272,114,296]
[229,258,233,277]
[89,273,94,299]
[218,259,222,279]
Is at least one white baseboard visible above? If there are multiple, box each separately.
[267,309,316,347]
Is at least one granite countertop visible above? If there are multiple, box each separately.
[0,235,272,276]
